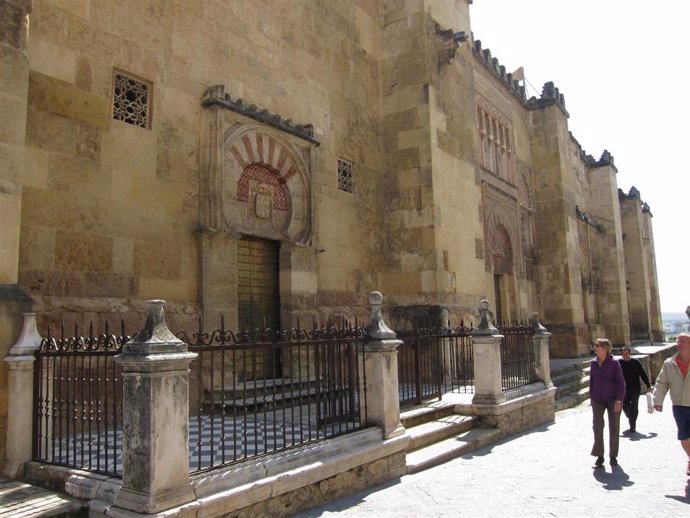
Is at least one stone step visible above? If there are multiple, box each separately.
[551,367,589,386]
[405,415,476,452]
[555,387,590,412]
[555,375,589,399]
[550,360,591,379]
[400,401,456,429]
[406,427,502,474]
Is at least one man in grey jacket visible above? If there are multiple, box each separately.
[653,333,690,477]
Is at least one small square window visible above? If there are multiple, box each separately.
[337,158,353,193]
[112,71,152,129]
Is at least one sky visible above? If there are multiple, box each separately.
[470,0,690,314]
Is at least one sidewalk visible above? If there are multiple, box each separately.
[0,479,85,517]
[295,399,690,517]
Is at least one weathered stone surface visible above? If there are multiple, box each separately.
[0,0,30,49]
[25,107,76,154]
[54,230,112,273]
[133,240,181,280]
[28,71,110,129]
[221,453,406,518]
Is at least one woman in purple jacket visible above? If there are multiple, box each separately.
[590,338,626,467]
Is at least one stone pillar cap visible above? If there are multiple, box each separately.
[122,300,186,354]
[7,313,41,356]
[531,313,550,336]
[473,299,499,335]
[367,291,397,341]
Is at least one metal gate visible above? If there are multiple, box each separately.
[396,325,474,408]
[237,237,281,380]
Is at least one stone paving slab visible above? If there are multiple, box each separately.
[0,480,85,517]
[295,398,690,517]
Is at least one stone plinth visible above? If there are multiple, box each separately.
[471,300,505,405]
[362,291,404,438]
[531,313,553,388]
[3,312,41,478]
[112,300,197,515]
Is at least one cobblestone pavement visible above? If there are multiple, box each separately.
[295,399,690,518]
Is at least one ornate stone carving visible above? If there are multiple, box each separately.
[200,86,314,246]
[476,97,514,182]
[482,187,520,276]
[516,160,534,210]
[474,299,498,335]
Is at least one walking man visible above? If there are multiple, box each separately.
[620,346,652,433]
[653,332,690,477]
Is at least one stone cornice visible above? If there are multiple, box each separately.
[201,85,320,147]
[479,166,518,202]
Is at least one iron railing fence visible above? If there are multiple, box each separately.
[30,312,539,477]
[179,318,368,474]
[497,322,538,391]
[33,320,130,477]
[32,317,369,477]
[395,323,474,408]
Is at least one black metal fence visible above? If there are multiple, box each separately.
[30,313,539,477]
[33,321,129,477]
[395,321,539,406]
[179,318,368,474]
[396,323,474,408]
[32,317,368,477]
[497,322,538,391]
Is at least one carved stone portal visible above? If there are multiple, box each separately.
[200,86,313,246]
[482,187,520,276]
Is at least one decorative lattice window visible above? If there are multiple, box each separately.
[476,98,513,182]
[337,158,353,193]
[112,72,152,128]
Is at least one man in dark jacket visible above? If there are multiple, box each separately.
[620,346,652,433]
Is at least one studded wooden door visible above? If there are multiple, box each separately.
[237,237,281,379]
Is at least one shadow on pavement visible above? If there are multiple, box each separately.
[664,479,690,505]
[460,445,495,459]
[592,465,634,490]
[622,431,658,442]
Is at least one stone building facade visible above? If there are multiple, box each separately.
[0,0,663,465]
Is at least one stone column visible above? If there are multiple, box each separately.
[113,300,197,514]
[3,312,41,478]
[471,300,505,405]
[0,0,31,285]
[0,0,34,470]
[361,291,404,439]
[531,313,552,388]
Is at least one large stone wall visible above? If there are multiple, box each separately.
[12,0,661,347]
[19,0,386,329]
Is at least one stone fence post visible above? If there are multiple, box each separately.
[3,313,41,478]
[471,300,505,405]
[112,300,197,515]
[361,291,404,438]
[531,313,553,388]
